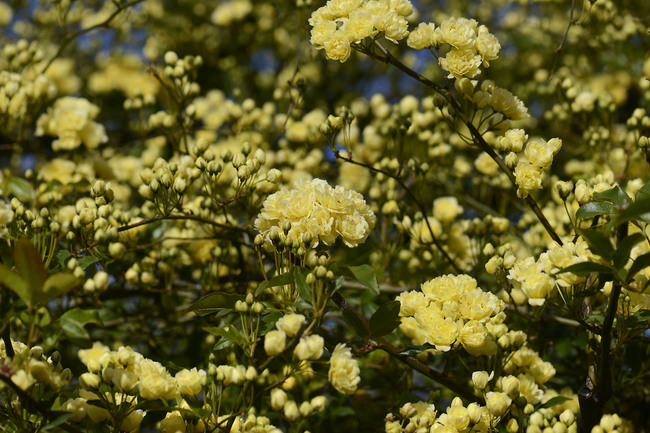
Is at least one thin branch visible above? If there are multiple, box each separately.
[41,0,145,73]
[363,40,564,246]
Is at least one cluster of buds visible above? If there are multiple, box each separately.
[10,198,61,236]
[139,157,198,213]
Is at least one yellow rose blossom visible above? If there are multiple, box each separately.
[514,160,543,198]
[328,343,360,394]
[324,31,353,62]
[439,48,483,79]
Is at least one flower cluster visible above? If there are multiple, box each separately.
[506,241,593,306]
[397,274,505,354]
[35,96,108,151]
[309,0,413,62]
[254,177,376,247]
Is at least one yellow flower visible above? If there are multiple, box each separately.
[264,330,287,356]
[293,334,324,360]
[347,9,377,42]
[439,48,483,79]
[407,22,438,49]
[175,368,206,396]
[459,320,496,356]
[324,31,352,62]
[514,160,543,198]
[525,137,555,168]
[490,88,528,120]
[276,313,305,337]
[327,0,363,17]
[433,196,463,224]
[436,17,478,50]
[328,343,360,394]
[485,391,512,417]
[396,290,427,316]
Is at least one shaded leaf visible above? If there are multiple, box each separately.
[612,198,650,227]
[614,233,646,270]
[8,177,35,202]
[576,202,617,219]
[40,273,79,302]
[187,292,241,316]
[260,311,283,336]
[342,264,379,294]
[635,183,650,202]
[627,253,650,281]
[55,250,71,271]
[629,309,650,325]
[203,325,245,346]
[540,396,572,409]
[585,314,605,326]
[399,344,434,356]
[555,261,612,277]
[578,228,614,261]
[341,309,368,339]
[0,263,30,306]
[293,267,312,303]
[41,412,74,431]
[59,308,102,343]
[78,255,100,270]
[593,186,631,207]
[255,272,293,296]
[369,300,401,338]
[13,239,46,298]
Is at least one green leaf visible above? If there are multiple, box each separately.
[293,267,312,303]
[187,292,241,316]
[593,186,632,207]
[58,308,102,343]
[260,311,283,335]
[7,177,35,202]
[612,198,650,227]
[627,252,650,281]
[341,309,368,339]
[554,261,612,277]
[13,239,46,298]
[342,264,379,294]
[203,325,245,346]
[635,183,650,202]
[255,272,294,296]
[540,395,572,409]
[399,344,434,356]
[369,300,401,338]
[629,309,650,325]
[576,202,617,219]
[613,233,646,270]
[39,273,79,302]
[78,255,100,270]
[0,263,30,306]
[55,250,71,271]
[578,228,614,261]
[41,412,74,431]
[585,314,605,326]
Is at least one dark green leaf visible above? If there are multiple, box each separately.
[612,198,650,227]
[7,177,35,202]
[540,396,571,409]
[55,250,71,270]
[555,261,612,277]
[627,253,650,281]
[78,255,100,270]
[576,202,617,219]
[255,272,294,296]
[40,273,79,302]
[59,308,101,343]
[629,309,650,325]
[341,309,368,339]
[585,314,605,326]
[369,300,401,338]
[0,263,30,306]
[399,344,434,356]
[613,233,646,270]
[187,293,241,316]
[578,228,614,261]
[635,183,650,202]
[203,325,245,346]
[41,412,74,431]
[260,311,283,335]
[342,264,379,294]
[293,267,312,303]
[593,186,631,207]
[13,239,46,298]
